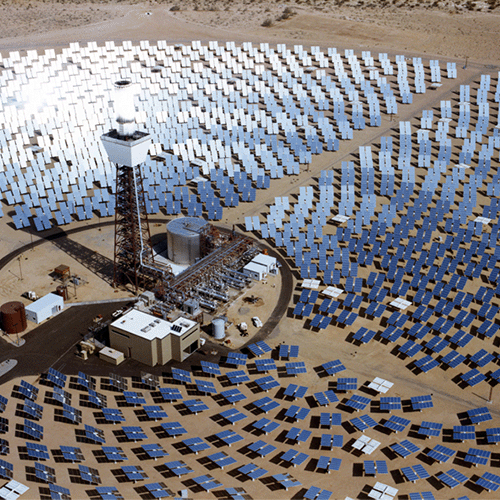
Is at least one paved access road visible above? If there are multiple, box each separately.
[0,300,132,384]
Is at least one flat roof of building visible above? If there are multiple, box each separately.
[110,309,197,341]
[25,293,63,313]
[252,253,277,266]
[243,262,265,274]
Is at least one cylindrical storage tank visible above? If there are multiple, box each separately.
[0,301,27,334]
[56,285,68,301]
[212,318,225,340]
[166,217,208,265]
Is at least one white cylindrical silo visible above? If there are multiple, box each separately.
[212,318,225,340]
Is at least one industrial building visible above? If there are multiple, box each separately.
[108,309,200,366]
[251,253,278,275]
[243,254,278,280]
[242,261,267,281]
[25,293,64,324]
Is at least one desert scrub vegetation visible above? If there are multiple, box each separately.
[276,6,296,20]
[261,17,273,26]
[2,0,498,14]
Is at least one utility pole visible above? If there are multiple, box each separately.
[17,255,23,281]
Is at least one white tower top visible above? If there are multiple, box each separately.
[101,79,151,167]
[114,80,136,137]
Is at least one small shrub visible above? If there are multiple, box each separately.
[277,7,296,20]
[262,17,273,27]
[170,4,180,11]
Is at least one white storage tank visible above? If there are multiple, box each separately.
[166,217,208,265]
[212,318,225,340]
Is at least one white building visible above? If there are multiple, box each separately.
[242,253,278,280]
[25,293,64,324]
[252,253,278,275]
[109,309,200,366]
[242,261,266,281]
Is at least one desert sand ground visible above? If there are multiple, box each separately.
[0,0,499,65]
[0,2,500,500]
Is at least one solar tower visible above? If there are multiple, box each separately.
[101,80,154,291]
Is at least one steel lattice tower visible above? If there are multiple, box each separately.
[113,161,154,290]
[101,80,154,292]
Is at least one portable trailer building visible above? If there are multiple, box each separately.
[25,293,64,324]
[251,254,278,275]
[242,262,266,281]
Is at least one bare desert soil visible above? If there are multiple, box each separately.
[0,0,499,66]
